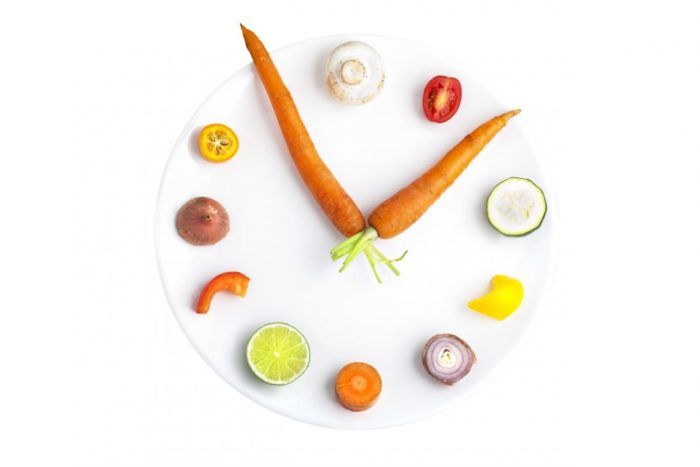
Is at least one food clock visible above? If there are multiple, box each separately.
[156,25,554,428]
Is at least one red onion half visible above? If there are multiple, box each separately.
[422,334,476,385]
[175,197,230,246]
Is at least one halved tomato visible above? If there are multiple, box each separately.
[198,123,239,163]
[422,76,462,123]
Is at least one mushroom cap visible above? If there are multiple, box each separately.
[326,41,385,105]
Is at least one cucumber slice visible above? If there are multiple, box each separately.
[487,177,547,236]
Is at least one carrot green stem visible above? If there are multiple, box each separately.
[369,244,406,277]
[339,228,376,272]
[363,249,382,284]
[331,231,363,260]
[330,228,405,282]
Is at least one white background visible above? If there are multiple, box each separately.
[1,0,699,465]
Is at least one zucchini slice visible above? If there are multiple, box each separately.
[487,177,547,236]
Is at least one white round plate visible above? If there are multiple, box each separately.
[156,34,556,429]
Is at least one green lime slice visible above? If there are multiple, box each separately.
[246,322,310,385]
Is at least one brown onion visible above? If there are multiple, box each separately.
[422,333,476,385]
[175,197,229,245]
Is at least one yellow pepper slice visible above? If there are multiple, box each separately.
[468,275,524,320]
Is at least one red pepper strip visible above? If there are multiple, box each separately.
[195,272,250,314]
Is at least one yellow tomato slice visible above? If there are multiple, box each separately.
[198,123,239,163]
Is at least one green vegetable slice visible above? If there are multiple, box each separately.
[487,177,547,236]
[246,322,310,385]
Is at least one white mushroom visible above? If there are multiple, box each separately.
[326,41,385,105]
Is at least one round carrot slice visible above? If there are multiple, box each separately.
[335,362,382,411]
[198,123,239,163]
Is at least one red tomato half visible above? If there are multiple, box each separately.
[422,75,462,123]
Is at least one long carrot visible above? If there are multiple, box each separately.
[371,109,520,238]
[331,109,520,278]
[335,362,382,411]
[241,25,365,238]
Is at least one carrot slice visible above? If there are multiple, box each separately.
[335,362,382,411]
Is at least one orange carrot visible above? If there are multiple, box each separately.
[370,109,520,238]
[335,362,382,411]
[331,110,520,279]
[241,25,365,238]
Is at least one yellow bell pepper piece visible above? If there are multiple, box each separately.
[468,275,524,320]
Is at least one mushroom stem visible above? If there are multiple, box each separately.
[340,59,366,85]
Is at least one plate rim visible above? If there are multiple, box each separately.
[154,32,559,429]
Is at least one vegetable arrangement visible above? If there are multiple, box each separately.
[242,25,521,281]
[168,25,550,415]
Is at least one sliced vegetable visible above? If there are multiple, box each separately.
[332,109,520,280]
[246,323,310,385]
[468,274,524,320]
[422,334,476,385]
[175,196,229,245]
[195,272,250,314]
[422,75,462,123]
[487,177,546,236]
[241,25,366,238]
[326,41,385,105]
[335,362,382,411]
[198,123,239,163]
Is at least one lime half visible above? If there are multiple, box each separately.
[246,323,310,385]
